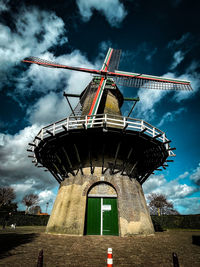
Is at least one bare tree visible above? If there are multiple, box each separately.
[0,187,16,208]
[22,194,39,214]
[147,193,179,216]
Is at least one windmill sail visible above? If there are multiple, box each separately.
[109,70,192,91]
[107,49,122,72]
[114,76,192,91]
[22,56,100,75]
[22,48,193,91]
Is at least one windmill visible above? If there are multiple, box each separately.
[24,48,192,236]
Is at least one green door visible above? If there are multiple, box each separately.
[103,198,118,236]
[86,198,101,235]
[86,197,118,236]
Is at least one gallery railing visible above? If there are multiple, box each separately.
[27,114,176,162]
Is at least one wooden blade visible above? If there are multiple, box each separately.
[101,48,113,71]
[108,70,192,91]
[22,56,101,75]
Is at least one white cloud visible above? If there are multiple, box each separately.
[172,63,200,102]
[178,171,189,179]
[173,197,200,215]
[27,92,72,125]
[170,50,185,69]
[143,169,199,214]
[0,4,101,214]
[168,32,191,48]
[145,48,157,61]
[162,71,199,102]
[190,163,200,186]
[0,3,96,119]
[0,6,67,89]
[157,107,186,127]
[16,50,94,97]
[134,60,199,121]
[39,190,56,206]
[76,0,127,27]
[142,174,166,194]
[0,0,10,12]
[0,125,57,189]
[135,88,167,121]
[144,173,196,200]
[0,125,59,211]
[21,50,95,125]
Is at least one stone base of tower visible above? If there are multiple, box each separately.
[46,167,154,236]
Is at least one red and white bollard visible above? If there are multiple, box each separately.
[107,248,113,267]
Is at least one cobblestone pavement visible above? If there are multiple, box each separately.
[0,227,200,266]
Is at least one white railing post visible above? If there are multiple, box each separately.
[41,129,43,141]
[124,116,126,127]
[162,133,165,143]
[141,120,144,130]
[67,117,69,131]
[85,115,88,129]
[90,115,94,128]
[53,123,55,136]
[105,113,107,124]
[153,127,155,137]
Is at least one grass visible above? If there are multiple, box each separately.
[0,225,46,234]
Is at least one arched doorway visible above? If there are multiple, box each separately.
[85,182,118,236]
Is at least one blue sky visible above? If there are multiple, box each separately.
[0,0,199,214]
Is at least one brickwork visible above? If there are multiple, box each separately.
[46,167,154,236]
[104,90,122,116]
[88,183,117,196]
[81,80,122,116]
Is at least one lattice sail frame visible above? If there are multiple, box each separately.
[114,75,192,90]
[23,48,192,92]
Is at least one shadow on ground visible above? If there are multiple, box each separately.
[0,233,37,259]
[192,235,200,246]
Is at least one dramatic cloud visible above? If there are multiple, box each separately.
[76,0,127,27]
[0,3,96,120]
[143,166,200,214]
[168,32,191,49]
[0,3,99,213]
[20,49,95,125]
[0,0,10,12]
[38,190,57,210]
[170,50,185,69]
[27,92,68,125]
[173,197,200,215]
[134,33,199,120]
[135,89,167,121]
[164,69,200,102]
[145,48,157,62]
[143,173,196,199]
[0,125,58,210]
[0,6,67,89]
[16,50,94,97]
[134,60,199,121]
[157,107,186,127]
[190,163,200,186]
